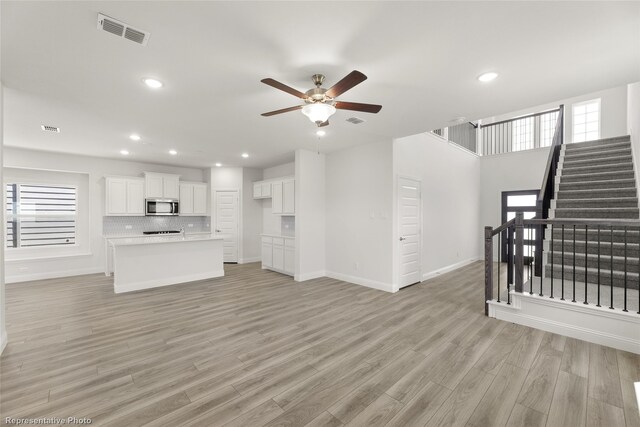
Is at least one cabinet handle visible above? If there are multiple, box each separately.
[399,237,406,241]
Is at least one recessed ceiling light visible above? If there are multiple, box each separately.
[169,149,177,155]
[215,163,222,167]
[241,153,249,158]
[478,72,498,82]
[120,150,130,155]
[142,78,163,89]
[129,134,141,141]
[316,130,326,137]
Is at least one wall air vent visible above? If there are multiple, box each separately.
[97,13,150,46]
[41,125,60,133]
[346,117,365,125]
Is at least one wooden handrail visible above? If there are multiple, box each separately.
[537,105,565,203]
[480,107,561,129]
[491,218,515,236]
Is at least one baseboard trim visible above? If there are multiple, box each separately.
[422,257,480,281]
[325,271,395,293]
[489,293,640,354]
[295,271,326,282]
[239,257,261,264]
[114,270,225,294]
[5,267,104,284]
[0,329,7,355]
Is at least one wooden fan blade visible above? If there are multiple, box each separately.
[318,120,329,127]
[335,101,382,114]
[261,105,303,117]
[261,78,308,99]
[325,70,367,98]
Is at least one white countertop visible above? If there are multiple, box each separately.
[261,233,295,239]
[103,231,212,239]
[108,233,224,247]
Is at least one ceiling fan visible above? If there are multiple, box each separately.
[260,70,382,127]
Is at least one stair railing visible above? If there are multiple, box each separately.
[534,105,565,275]
[485,212,640,315]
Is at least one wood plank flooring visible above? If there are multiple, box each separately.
[1,261,638,426]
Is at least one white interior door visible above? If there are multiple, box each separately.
[215,190,239,263]
[398,177,421,288]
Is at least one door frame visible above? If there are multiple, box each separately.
[213,188,241,263]
[395,175,423,290]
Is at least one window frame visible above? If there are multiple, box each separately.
[501,190,538,264]
[572,98,601,143]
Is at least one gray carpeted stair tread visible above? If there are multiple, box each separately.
[548,240,639,257]
[563,140,630,154]
[563,136,631,149]
[559,170,634,183]
[563,155,633,168]
[556,188,637,199]
[544,265,639,290]
[555,197,639,208]
[561,162,633,175]
[563,148,632,161]
[558,179,636,190]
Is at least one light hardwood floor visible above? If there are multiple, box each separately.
[1,262,638,426]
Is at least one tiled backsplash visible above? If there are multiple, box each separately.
[281,216,295,237]
[103,216,210,236]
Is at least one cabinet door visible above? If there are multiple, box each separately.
[126,180,145,215]
[261,182,272,198]
[179,183,194,215]
[145,175,163,198]
[262,242,273,268]
[273,244,285,270]
[193,184,207,215]
[163,176,180,199]
[106,178,127,215]
[253,182,262,199]
[283,179,295,214]
[272,181,283,214]
[284,247,295,275]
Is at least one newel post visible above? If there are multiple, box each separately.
[515,212,524,293]
[484,226,494,316]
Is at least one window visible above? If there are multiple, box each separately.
[512,116,534,151]
[572,99,600,143]
[539,110,559,147]
[5,183,77,249]
[501,190,538,264]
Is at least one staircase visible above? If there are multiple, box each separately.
[545,135,640,290]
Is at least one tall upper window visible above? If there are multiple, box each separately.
[512,116,534,151]
[572,99,600,143]
[6,183,77,249]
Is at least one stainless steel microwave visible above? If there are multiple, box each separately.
[145,199,179,216]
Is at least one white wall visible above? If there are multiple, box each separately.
[1,81,6,354]
[394,133,482,281]
[627,82,640,190]
[325,141,394,291]
[241,168,263,263]
[3,147,205,283]
[480,146,551,234]
[481,85,629,143]
[295,150,325,281]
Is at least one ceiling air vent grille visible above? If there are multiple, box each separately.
[41,125,60,133]
[97,13,150,46]
[346,117,365,125]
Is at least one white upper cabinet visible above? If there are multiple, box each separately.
[105,177,145,216]
[253,181,273,199]
[253,177,294,215]
[282,179,295,215]
[179,182,208,216]
[144,172,180,199]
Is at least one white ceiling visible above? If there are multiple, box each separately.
[2,1,639,168]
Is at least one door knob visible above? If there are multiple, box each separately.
[399,237,406,241]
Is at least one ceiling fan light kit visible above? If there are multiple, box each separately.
[261,70,382,127]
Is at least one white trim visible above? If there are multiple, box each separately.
[5,252,93,262]
[5,267,103,284]
[422,257,480,281]
[295,270,325,282]
[114,269,224,294]
[238,257,261,264]
[0,329,7,355]
[489,292,640,354]
[325,270,395,293]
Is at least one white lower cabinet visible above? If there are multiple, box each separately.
[261,235,294,276]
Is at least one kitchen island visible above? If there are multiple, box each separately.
[107,234,224,293]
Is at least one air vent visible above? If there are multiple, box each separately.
[41,125,60,133]
[346,117,365,125]
[97,14,150,46]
